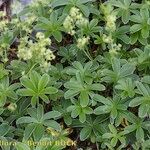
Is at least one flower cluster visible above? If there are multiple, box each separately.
[31,0,51,7]
[17,32,55,72]
[0,11,6,17]
[77,36,90,49]
[0,11,8,32]
[11,0,23,15]
[109,43,122,56]
[105,14,116,32]
[102,35,122,56]
[63,7,88,35]
[102,34,113,44]
[101,4,117,32]
[11,14,37,33]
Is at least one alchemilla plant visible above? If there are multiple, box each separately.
[0,0,150,150]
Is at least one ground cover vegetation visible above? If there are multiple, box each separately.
[0,0,150,149]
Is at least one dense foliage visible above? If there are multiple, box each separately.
[0,0,150,149]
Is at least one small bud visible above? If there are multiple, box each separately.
[8,103,17,112]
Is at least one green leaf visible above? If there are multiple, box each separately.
[122,10,130,24]
[0,123,10,136]
[20,77,36,91]
[80,0,95,4]
[136,81,150,96]
[136,127,144,141]
[142,76,150,84]
[17,89,35,96]
[43,111,61,120]
[110,108,118,120]
[0,95,6,107]
[129,97,143,107]
[16,142,31,150]
[123,124,136,134]
[52,31,62,42]
[39,94,49,103]
[80,90,89,107]
[43,120,61,131]
[141,27,149,38]
[43,87,58,94]
[31,96,39,106]
[93,94,111,105]
[90,83,105,91]
[80,127,92,141]
[130,24,142,33]
[108,124,117,134]
[37,105,44,121]
[79,112,86,123]
[94,105,110,115]
[139,104,149,118]
[33,124,44,142]
[29,71,40,87]
[112,58,121,73]
[111,137,118,147]
[7,90,18,99]
[38,74,49,92]
[120,63,135,78]
[24,123,36,141]
[16,117,37,124]
[83,107,93,114]
[51,0,69,8]
[78,4,90,17]
[64,89,80,99]
[71,107,80,118]
[102,133,113,139]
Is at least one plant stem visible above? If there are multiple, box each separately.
[96,142,100,150]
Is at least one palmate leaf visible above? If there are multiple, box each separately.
[129,81,150,118]
[17,71,58,106]
[102,58,135,83]
[0,76,19,107]
[65,81,105,106]
[102,124,126,148]
[110,0,132,24]
[20,77,36,91]
[67,101,93,123]
[66,61,96,83]
[130,8,150,39]
[17,105,61,141]
[35,12,63,42]
[114,25,130,44]
[94,95,128,124]
[115,78,135,98]
[64,68,105,107]
[38,74,49,91]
